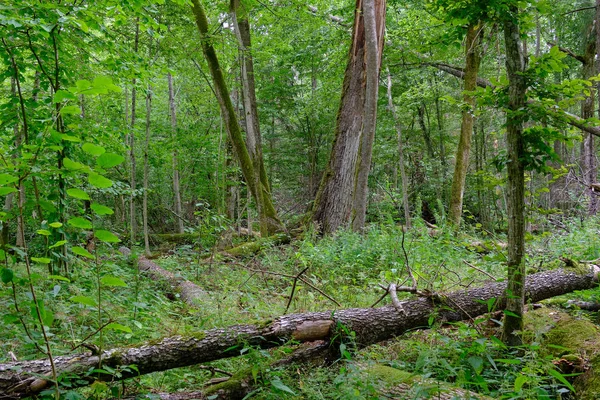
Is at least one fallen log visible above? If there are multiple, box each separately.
[119,247,208,306]
[1,266,598,399]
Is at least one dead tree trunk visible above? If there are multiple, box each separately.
[311,0,386,234]
[1,266,598,399]
[119,247,207,306]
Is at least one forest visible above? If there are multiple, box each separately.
[1,0,600,398]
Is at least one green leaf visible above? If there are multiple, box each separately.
[270,378,295,395]
[88,173,113,188]
[60,105,81,115]
[64,158,86,171]
[49,222,63,228]
[91,203,114,215]
[61,134,81,142]
[49,240,67,249]
[53,90,76,103]
[503,310,520,318]
[95,230,120,243]
[0,187,18,195]
[82,143,106,156]
[548,368,575,392]
[1,268,14,284]
[37,229,52,236]
[31,257,51,264]
[48,274,71,282]
[68,217,92,230]
[101,275,127,287]
[72,246,94,259]
[0,174,18,185]
[97,153,125,169]
[105,322,132,333]
[67,188,90,200]
[70,295,97,307]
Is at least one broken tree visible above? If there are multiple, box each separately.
[1,266,598,399]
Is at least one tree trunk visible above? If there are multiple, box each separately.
[190,0,284,236]
[143,86,151,256]
[417,104,434,158]
[130,19,140,246]
[351,0,384,231]
[502,7,528,346]
[1,266,597,399]
[311,0,386,234]
[449,23,484,227]
[168,72,185,234]
[386,70,411,228]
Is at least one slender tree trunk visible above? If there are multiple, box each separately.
[190,0,284,236]
[311,0,386,234]
[417,104,434,158]
[143,86,152,256]
[449,23,484,227]
[130,19,140,245]
[581,33,597,216]
[351,0,383,231]
[386,70,411,228]
[502,7,528,346]
[168,72,185,233]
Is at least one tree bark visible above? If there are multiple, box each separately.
[190,0,284,236]
[351,0,384,231]
[502,7,528,346]
[386,70,411,227]
[1,266,598,399]
[449,23,484,227]
[311,0,386,234]
[168,72,185,234]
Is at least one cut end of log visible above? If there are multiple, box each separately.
[292,320,333,341]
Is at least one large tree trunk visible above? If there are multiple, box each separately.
[351,0,385,231]
[386,70,411,227]
[449,23,484,227]
[190,0,284,237]
[311,0,386,234]
[502,7,528,346]
[168,72,185,234]
[1,266,597,399]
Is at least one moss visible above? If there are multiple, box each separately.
[363,364,415,386]
[203,367,254,396]
[544,317,598,357]
[187,331,206,341]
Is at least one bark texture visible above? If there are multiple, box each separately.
[351,0,384,231]
[311,0,385,234]
[190,0,284,236]
[449,23,484,227]
[1,266,598,399]
[502,8,528,346]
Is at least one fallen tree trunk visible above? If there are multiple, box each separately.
[119,247,208,306]
[1,266,598,399]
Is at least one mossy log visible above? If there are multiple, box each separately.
[526,308,600,398]
[119,247,208,306]
[1,266,598,399]
[221,233,290,257]
[363,364,492,399]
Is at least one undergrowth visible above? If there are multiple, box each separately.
[1,218,599,399]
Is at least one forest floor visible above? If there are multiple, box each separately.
[1,218,600,399]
